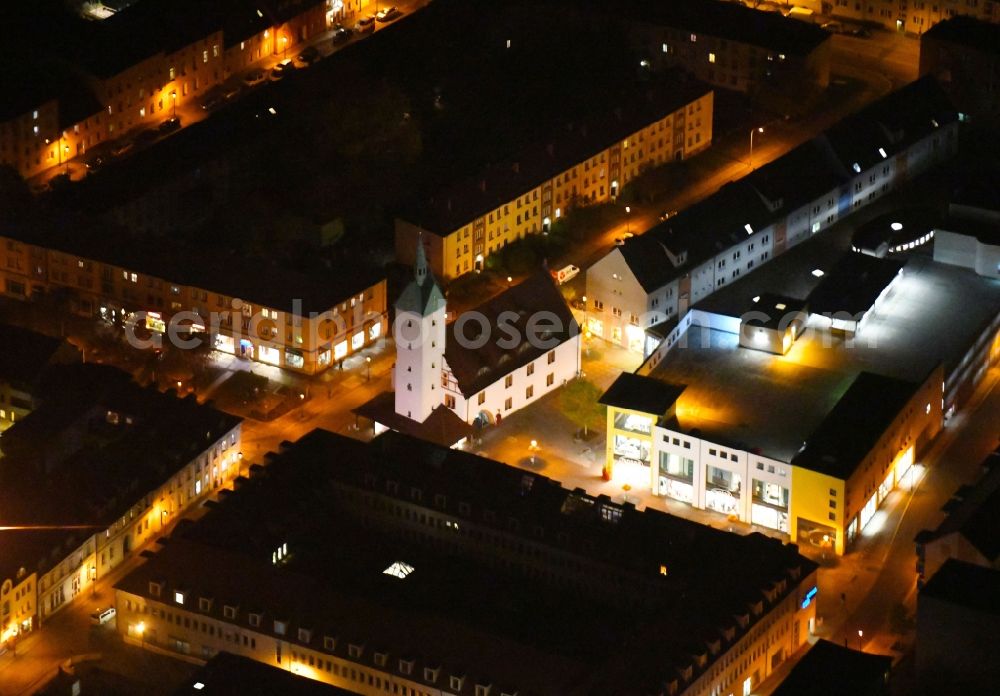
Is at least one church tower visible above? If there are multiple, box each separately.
[393,236,447,423]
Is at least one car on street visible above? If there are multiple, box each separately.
[110,140,134,158]
[90,607,116,625]
[552,264,581,285]
[157,116,182,135]
[332,24,353,44]
[243,69,267,87]
[84,154,107,173]
[270,59,296,80]
[848,26,872,37]
[356,15,375,32]
[134,128,160,146]
[820,21,844,33]
[659,209,678,221]
[297,46,321,65]
[376,6,402,22]
[201,91,227,111]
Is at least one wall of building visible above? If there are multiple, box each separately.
[934,229,1000,279]
[398,91,713,281]
[0,234,387,374]
[1,573,37,645]
[36,423,242,624]
[446,336,582,424]
[831,0,1000,35]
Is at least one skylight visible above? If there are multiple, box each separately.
[752,296,760,303]
[852,163,861,174]
[744,223,753,235]
[890,222,903,231]
[193,684,205,692]
[775,303,787,311]
[383,561,415,579]
[878,147,887,159]
[811,269,824,278]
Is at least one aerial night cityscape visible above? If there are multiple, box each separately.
[0,1,999,695]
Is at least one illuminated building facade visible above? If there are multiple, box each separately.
[602,368,942,555]
[586,77,959,352]
[830,0,1000,35]
[0,231,387,374]
[0,0,338,180]
[396,77,713,280]
[0,364,241,644]
[115,428,818,696]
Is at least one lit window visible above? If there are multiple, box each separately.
[193,684,205,691]
[811,269,824,277]
[708,52,716,63]
[32,110,39,119]
[351,331,364,350]
[174,591,185,605]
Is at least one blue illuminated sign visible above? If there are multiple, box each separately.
[801,586,818,609]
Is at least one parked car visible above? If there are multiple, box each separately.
[659,209,678,221]
[356,15,376,32]
[270,59,296,80]
[820,21,844,33]
[614,232,635,246]
[110,140,134,158]
[134,128,159,146]
[90,607,116,626]
[849,26,873,38]
[297,46,321,65]
[157,116,182,135]
[201,91,227,111]
[376,6,402,22]
[243,69,267,87]
[332,24,353,44]
[84,154,107,173]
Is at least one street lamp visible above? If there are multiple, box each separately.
[90,565,97,597]
[857,629,863,650]
[136,621,145,650]
[528,439,539,466]
[365,356,372,381]
[507,276,512,287]
[170,91,177,118]
[625,205,631,235]
[749,126,764,169]
[281,35,288,59]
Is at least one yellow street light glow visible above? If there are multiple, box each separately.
[136,621,145,635]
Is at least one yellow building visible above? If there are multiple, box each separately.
[0,233,387,374]
[396,78,714,281]
[831,0,1000,35]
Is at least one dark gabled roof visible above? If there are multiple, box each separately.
[599,372,686,415]
[407,72,711,234]
[917,448,1000,562]
[921,558,1000,616]
[353,391,471,448]
[0,324,73,389]
[173,652,355,696]
[771,639,891,696]
[806,253,904,318]
[3,216,383,314]
[616,77,956,295]
[617,235,677,294]
[922,14,1000,56]
[791,371,922,480]
[609,0,831,56]
[444,272,578,398]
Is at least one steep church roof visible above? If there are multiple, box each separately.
[396,236,446,317]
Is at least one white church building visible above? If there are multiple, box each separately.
[356,241,582,446]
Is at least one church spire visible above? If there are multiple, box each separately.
[415,233,429,287]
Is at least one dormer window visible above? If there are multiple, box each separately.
[323,636,336,651]
[424,666,440,682]
[374,652,388,667]
[298,628,312,643]
[348,643,363,659]
[198,597,212,612]
[149,582,162,598]
[248,613,261,628]
[476,684,493,696]
[273,620,287,635]
[450,676,466,691]
[223,605,237,619]
[174,591,185,605]
[399,658,414,675]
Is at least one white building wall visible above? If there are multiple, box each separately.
[393,305,447,423]
[447,335,582,424]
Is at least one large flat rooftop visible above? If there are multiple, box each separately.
[649,212,1000,462]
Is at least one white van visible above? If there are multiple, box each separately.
[552,265,580,285]
[786,7,815,22]
[90,607,116,625]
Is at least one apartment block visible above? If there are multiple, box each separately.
[396,75,713,281]
[115,428,818,696]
